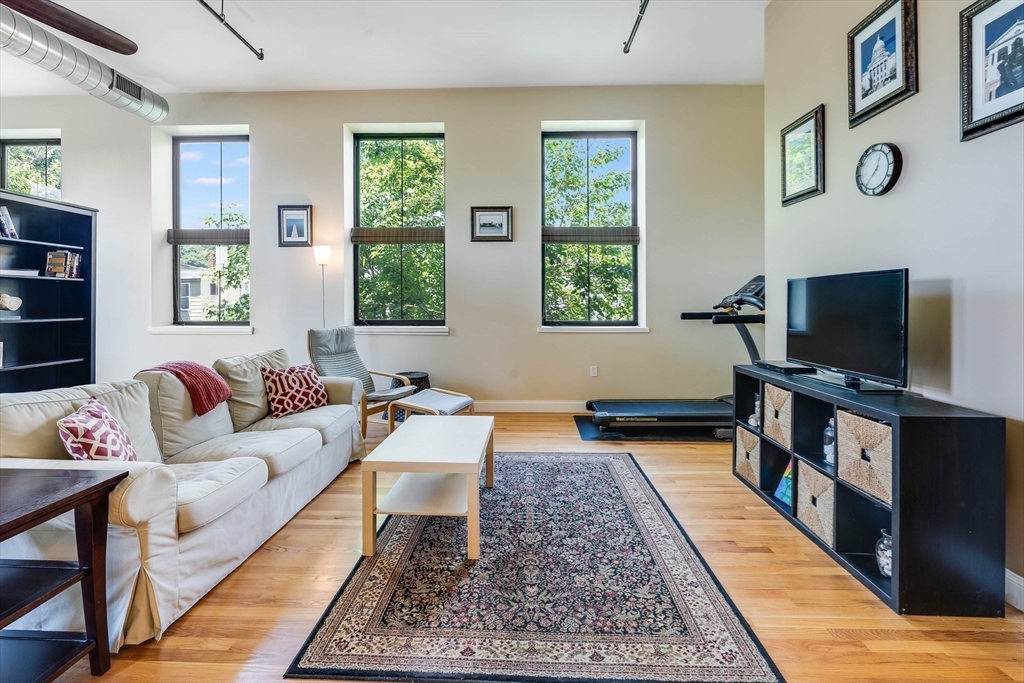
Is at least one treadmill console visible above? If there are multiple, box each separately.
[715,275,765,310]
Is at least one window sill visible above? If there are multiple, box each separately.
[355,326,449,336]
[537,326,649,334]
[147,325,254,335]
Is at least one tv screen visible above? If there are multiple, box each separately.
[787,269,908,387]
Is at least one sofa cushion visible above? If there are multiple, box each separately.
[165,428,321,479]
[58,397,139,462]
[0,387,90,459]
[78,381,163,464]
[213,349,290,431]
[241,404,357,446]
[0,381,161,463]
[171,458,268,533]
[135,369,234,459]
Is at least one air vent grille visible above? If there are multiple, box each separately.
[114,73,143,101]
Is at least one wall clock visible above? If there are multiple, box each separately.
[856,143,902,196]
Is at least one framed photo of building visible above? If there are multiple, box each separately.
[781,105,825,207]
[278,205,312,247]
[961,0,1024,141]
[471,206,513,242]
[848,0,918,128]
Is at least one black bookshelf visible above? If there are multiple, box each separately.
[0,190,96,392]
[732,364,1006,617]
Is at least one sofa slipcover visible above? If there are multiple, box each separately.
[172,458,268,533]
[167,428,322,479]
[213,348,290,431]
[242,403,357,446]
[135,369,235,459]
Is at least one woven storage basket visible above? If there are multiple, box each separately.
[837,410,893,505]
[763,384,793,449]
[734,426,760,487]
[796,461,835,547]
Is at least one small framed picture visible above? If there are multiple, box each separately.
[278,205,312,247]
[848,0,918,128]
[961,0,1024,141]
[781,105,825,207]
[471,206,513,242]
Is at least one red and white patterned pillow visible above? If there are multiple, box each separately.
[57,397,139,462]
[262,364,329,418]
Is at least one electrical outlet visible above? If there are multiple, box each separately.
[590,365,598,377]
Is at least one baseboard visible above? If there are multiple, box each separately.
[473,400,587,413]
[1008,569,1024,612]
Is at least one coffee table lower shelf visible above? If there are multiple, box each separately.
[0,630,94,683]
[377,472,469,516]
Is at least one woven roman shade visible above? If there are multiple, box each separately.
[351,227,445,244]
[166,229,249,245]
[541,226,640,245]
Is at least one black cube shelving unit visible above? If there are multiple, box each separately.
[0,190,96,393]
[732,364,1006,617]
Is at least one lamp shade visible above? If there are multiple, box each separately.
[313,245,332,266]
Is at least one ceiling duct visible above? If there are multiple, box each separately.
[0,4,168,122]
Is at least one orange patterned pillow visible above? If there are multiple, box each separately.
[262,364,329,418]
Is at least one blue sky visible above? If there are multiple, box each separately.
[178,141,249,229]
[985,3,1023,52]
[861,18,897,73]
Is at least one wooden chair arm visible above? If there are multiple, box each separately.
[368,370,412,385]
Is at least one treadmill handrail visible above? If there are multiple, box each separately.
[712,314,764,324]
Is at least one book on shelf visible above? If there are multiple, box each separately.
[0,206,16,239]
[45,250,81,278]
[0,268,40,277]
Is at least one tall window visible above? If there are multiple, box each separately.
[170,136,250,324]
[1,139,61,200]
[542,132,638,326]
[353,134,444,325]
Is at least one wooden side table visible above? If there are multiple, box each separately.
[0,469,128,682]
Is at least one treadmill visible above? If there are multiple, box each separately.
[586,276,765,440]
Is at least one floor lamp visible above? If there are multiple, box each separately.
[313,245,331,328]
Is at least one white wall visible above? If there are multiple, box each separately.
[0,85,764,405]
[764,0,1024,575]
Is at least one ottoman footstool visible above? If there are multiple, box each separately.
[387,388,475,432]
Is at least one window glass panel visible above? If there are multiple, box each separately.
[543,138,587,227]
[358,139,403,227]
[543,244,589,322]
[402,139,445,227]
[177,140,250,229]
[588,138,632,227]
[400,243,445,320]
[177,244,250,322]
[357,244,403,321]
[588,245,634,321]
[4,143,61,199]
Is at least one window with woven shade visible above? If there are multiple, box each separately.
[169,135,250,325]
[542,132,638,326]
[352,134,445,325]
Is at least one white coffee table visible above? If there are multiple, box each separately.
[361,415,495,560]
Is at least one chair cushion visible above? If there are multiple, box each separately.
[57,397,139,462]
[395,389,474,415]
[262,365,329,418]
[213,349,290,431]
[308,327,374,396]
[135,369,235,459]
[171,458,268,533]
[166,428,321,479]
[242,404,356,446]
[367,385,417,402]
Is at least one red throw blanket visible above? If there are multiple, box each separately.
[148,361,232,416]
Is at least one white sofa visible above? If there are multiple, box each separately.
[0,349,364,651]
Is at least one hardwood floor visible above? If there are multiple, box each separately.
[60,414,1022,683]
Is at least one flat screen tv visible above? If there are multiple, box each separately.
[787,269,909,387]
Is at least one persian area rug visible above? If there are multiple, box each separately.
[287,452,783,683]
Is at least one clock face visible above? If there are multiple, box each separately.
[856,143,902,196]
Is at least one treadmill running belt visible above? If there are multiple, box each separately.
[587,399,733,428]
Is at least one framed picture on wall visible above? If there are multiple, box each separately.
[278,205,312,247]
[960,0,1024,141]
[848,0,918,128]
[781,105,825,207]
[471,206,513,242]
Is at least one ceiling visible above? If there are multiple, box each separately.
[0,0,768,97]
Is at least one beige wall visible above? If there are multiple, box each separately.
[0,85,764,406]
[764,1,1024,575]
